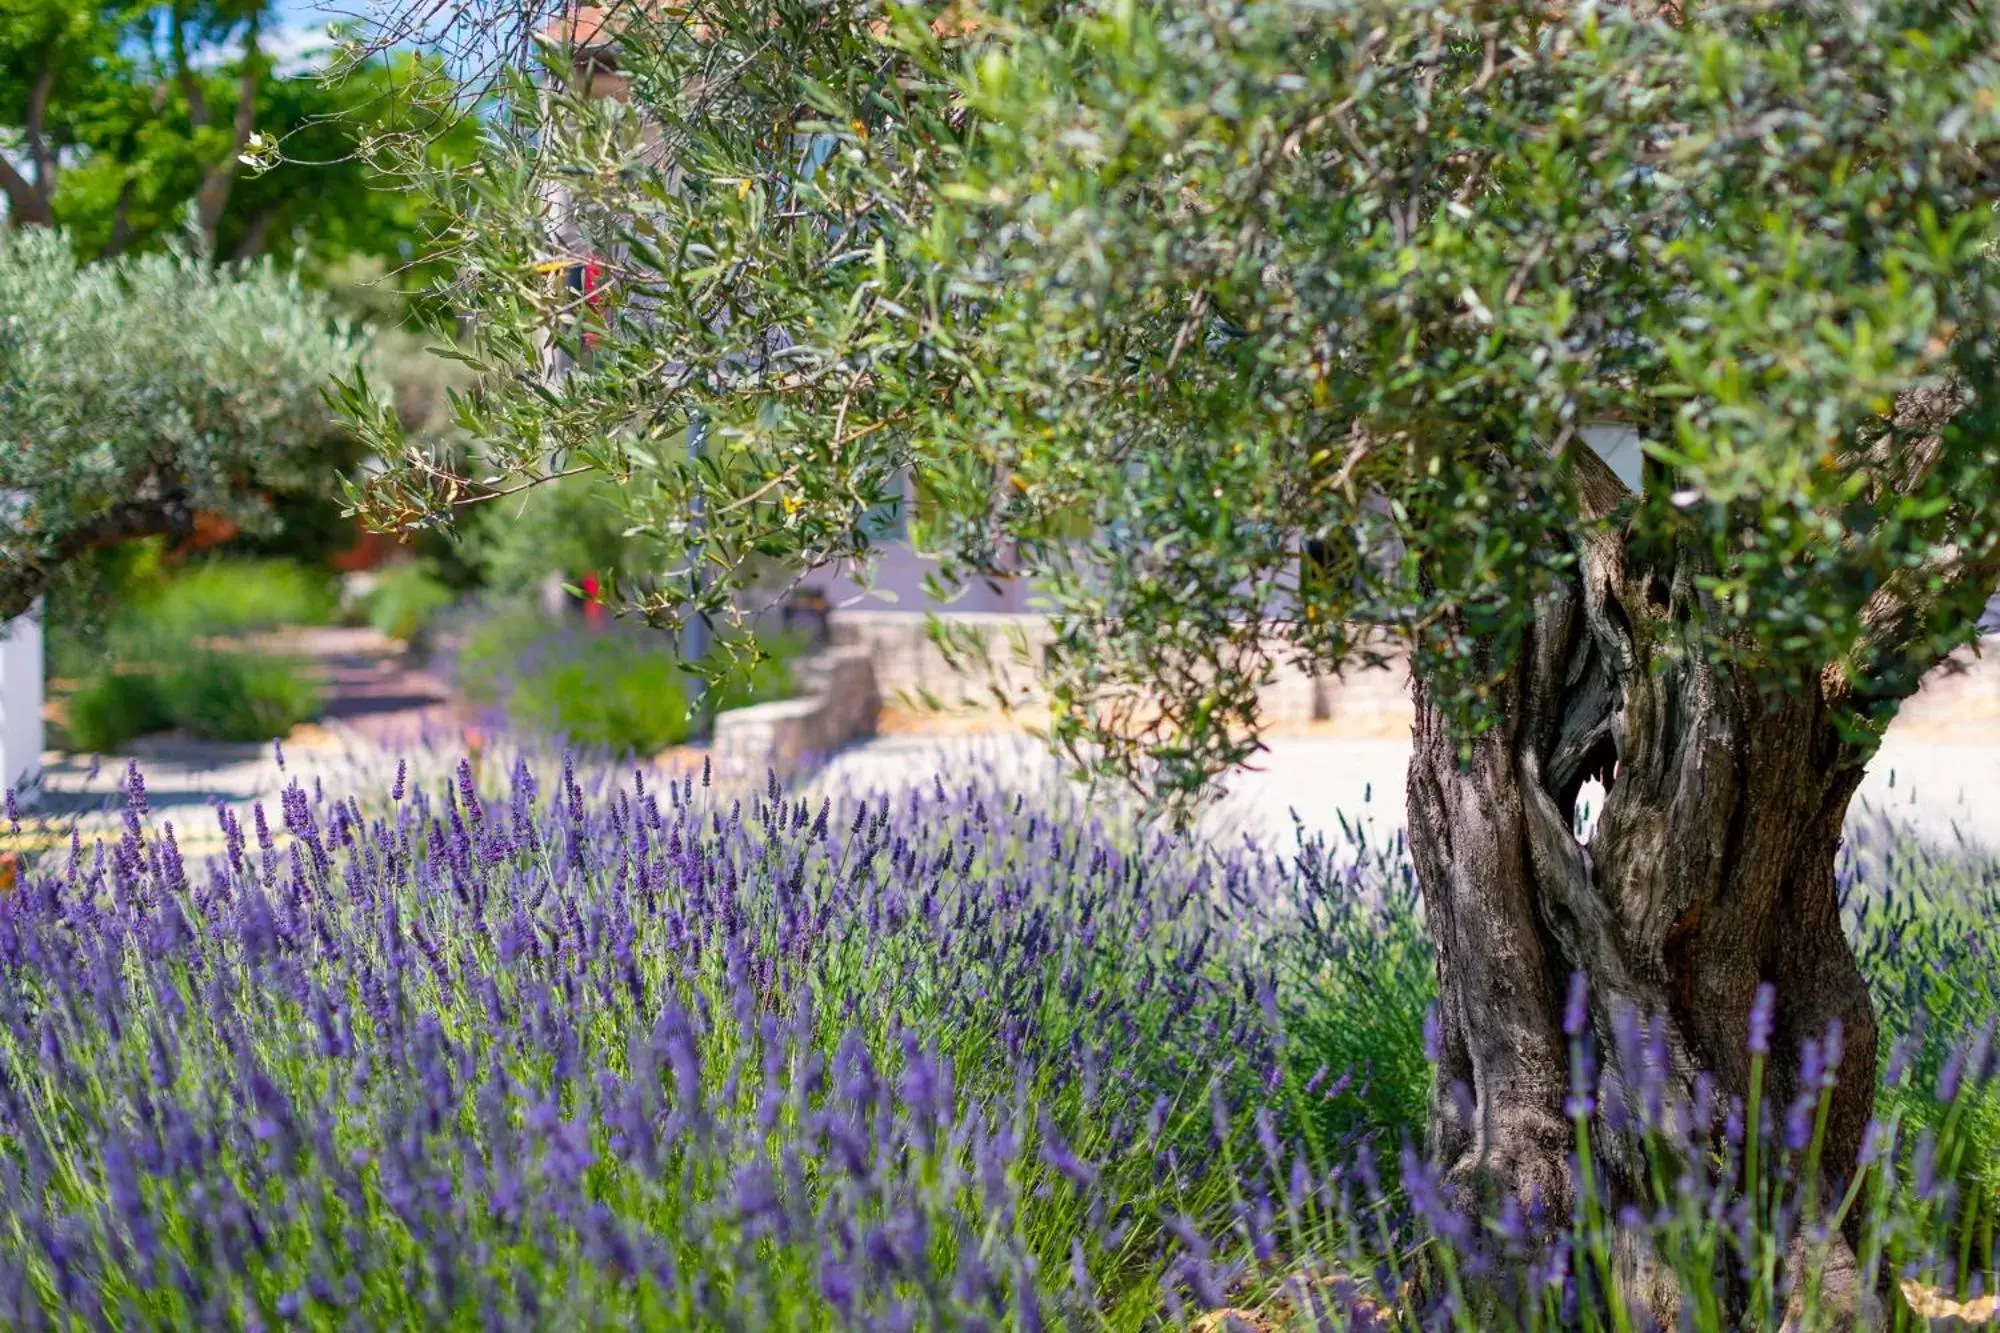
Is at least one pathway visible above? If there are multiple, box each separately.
[16,625,2000,864]
[814,730,2000,858]
[25,628,454,848]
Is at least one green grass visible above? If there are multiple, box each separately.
[120,559,337,646]
[362,562,457,643]
[1846,820,2000,1234]
[1280,835,1436,1148]
[510,654,696,755]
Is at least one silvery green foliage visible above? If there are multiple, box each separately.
[347,0,2000,800]
[0,228,363,620]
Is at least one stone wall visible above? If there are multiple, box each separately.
[828,613,2000,741]
[711,644,882,778]
[829,612,1052,712]
[1305,655,1416,736]
[832,610,1415,730]
[1890,636,2000,737]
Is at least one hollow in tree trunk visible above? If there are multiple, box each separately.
[1405,522,1882,1320]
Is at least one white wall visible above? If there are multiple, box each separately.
[0,607,44,804]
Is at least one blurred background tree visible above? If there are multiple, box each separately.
[466,472,661,600]
[0,1,472,279]
[0,228,364,624]
[0,1,480,654]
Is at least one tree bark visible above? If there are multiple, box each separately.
[230,204,278,263]
[0,63,57,227]
[0,157,53,229]
[176,10,263,253]
[1406,521,1881,1312]
[0,486,198,624]
[101,177,139,260]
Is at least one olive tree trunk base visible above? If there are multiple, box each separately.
[1404,542,1880,1321]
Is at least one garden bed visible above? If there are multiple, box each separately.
[0,753,1993,1328]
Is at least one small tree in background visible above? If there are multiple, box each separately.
[0,3,481,630]
[345,0,2000,1312]
[0,1,469,273]
[0,229,365,622]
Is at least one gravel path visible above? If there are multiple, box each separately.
[25,628,455,847]
[813,730,2000,857]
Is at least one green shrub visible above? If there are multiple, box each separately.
[451,604,554,711]
[511,654,695,755]
[48,554,340,678]
[59,654,320,751]
[121,559,337,647]
[453,602,803,755]
[62,668,171,753]
[363,561,457,642]
[42,538,171,676]
[160,654,322,744]
[50,559,331,753]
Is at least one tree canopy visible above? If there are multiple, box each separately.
[347,0,2000,797]
[1,1,469,276]
[0,227,364,621]
[0,3,482,626]
[330,0,2000,1276]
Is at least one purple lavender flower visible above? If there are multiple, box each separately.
[732,1160,781,1233]
[1784,1095,1817,1152]
[12,726,1974,1329]
[1913,1129,1941,1200]
[455,759,482,822]
[1563,972,1589,1038]
[1857,1119,1893,1168]
[1965,1018,1997,1092]
[818,1248,856,1315]
[1747,982,1776,1057]
[1938,1044,1968,1103]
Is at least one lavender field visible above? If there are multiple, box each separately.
[0,750,1995,1329]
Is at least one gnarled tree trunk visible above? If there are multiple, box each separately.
[1406,522,1881,1313]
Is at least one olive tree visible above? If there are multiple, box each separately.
[345,0,2000,1293]
[0,228,366,622]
